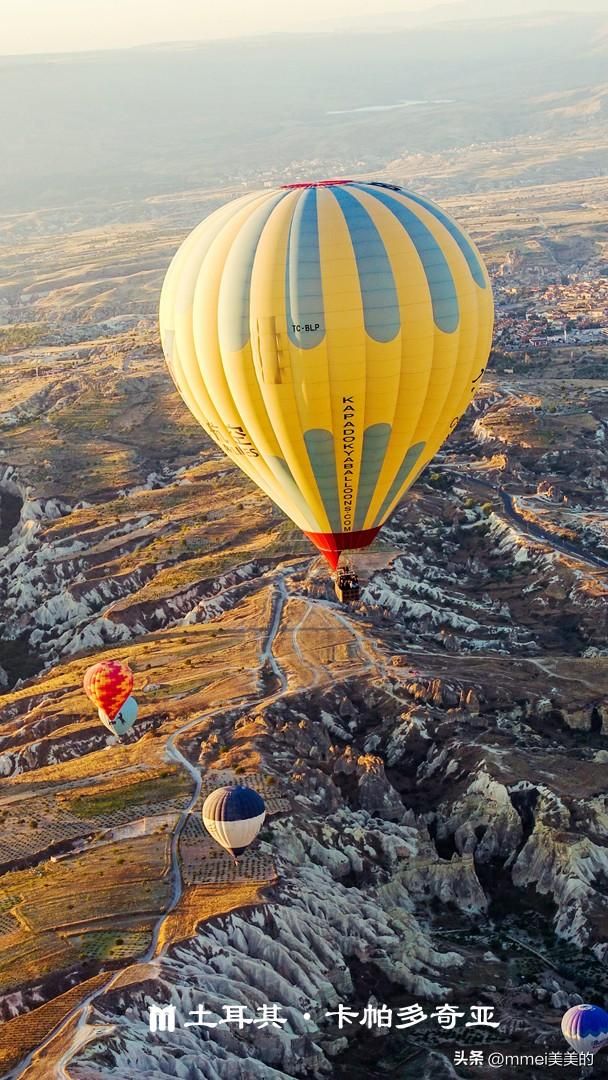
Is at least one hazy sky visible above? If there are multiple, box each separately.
[3,0,461,54]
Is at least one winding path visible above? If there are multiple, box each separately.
[444,468,608,573]
[6,571,296,1080]
[497,486,608,572]
[5,480,605,1077]
[5,710,208,1080]
[260,575,289,691]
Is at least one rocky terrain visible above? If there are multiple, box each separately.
[0,179,607,1080]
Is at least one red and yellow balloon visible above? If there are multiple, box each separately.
[83,660,134,722]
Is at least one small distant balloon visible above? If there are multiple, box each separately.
[562,1004,608,1055]
[99,695,138,737]
[202,784,266,861]
[83,660,133,721]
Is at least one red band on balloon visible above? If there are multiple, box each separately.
[303,527,381,570]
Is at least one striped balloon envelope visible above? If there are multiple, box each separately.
[562,1004,608,1054]
[83,660,134,722]
[98,695,138,737]
[201,784,266,861]
[160,179,493,568]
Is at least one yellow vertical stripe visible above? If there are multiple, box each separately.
[188,194,307,520]
[316,187,367,533]
[346,187,436,529]
[246,189,330,531]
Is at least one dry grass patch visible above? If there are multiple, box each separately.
[9,736,168,787]
[110,959,160,990]
[60,769,190,818]
[0,931,81,995]
[0,835,172,969]
[157,881,269,951]
[68,927,152,962]
[0,972,108,1074]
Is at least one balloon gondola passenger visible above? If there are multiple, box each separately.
[98,695,138,737]
[334,565,360,604]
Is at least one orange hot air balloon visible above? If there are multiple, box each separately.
[83,660,134,722]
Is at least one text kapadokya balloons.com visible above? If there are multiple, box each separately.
[160,179,493,569]
[562,1004,608,1055]
[98,695,138,737]
[201,784,266,861]
[83,660,134,722]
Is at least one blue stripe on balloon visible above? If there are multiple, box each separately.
[286,188,325,349]
[577,1011,608,1037]
[354,423,392,530]
[372,441,426,526]
[304,429,342,533]
[330,185,400,343]
[269,456,318,531]
[351,183,459,333]
[367,181,487,289]
[220,191,288,352]
[205,785,265,822]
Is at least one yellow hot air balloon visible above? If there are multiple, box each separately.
[159,180,493,569]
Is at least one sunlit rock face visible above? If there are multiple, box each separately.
[432,768,524,862]
[1,327,607,1080]
[60,641,608,1078]
[512,825,608,953]
[70,807,465,1078]
[4,492,607,1077]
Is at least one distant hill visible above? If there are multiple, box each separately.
[1,11,607,214]
[329,0,608,30]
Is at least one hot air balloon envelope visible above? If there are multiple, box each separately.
[202,784,266,859]
[160,179,493,568]
[99,695,138,737]
[83,660,134,721]
[562,1004,608,1054]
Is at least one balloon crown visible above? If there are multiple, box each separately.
[281,179,353,189]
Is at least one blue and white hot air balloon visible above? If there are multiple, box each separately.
[98,695,138,738]
[202,784,266,862]
[562,1004,608,1055]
